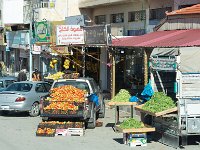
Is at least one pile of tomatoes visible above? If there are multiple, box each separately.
[44,85,85,113]
[49,85,85,102]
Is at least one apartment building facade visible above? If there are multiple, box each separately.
[79,0,200,36]
[1,0,80,77]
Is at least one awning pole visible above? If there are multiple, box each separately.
[111,48,115,99]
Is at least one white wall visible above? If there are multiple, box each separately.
[2,0,24,24]
[38,0,81,21]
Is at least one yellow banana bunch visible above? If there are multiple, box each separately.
[44,72,64,80]
[50,59,58,69]
[63,59,70,69]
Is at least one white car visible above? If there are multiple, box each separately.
[0,81,51,116]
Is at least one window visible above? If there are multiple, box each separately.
[44,83,51,92]
[35,83,46,93]
[128,10,146,22]
[111,13,124,23]
[5,83,32,92]
[150,7,172,20]
[54,81,90,93]
[95,15,106,25]
[0,81,3,88]
[5,80,15,87]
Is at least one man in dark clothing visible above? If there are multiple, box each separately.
[18,69,27,81]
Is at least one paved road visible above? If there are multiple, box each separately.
[0,108,200,150]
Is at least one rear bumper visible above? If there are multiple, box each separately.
[0,103,30,112]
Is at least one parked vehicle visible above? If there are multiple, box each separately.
[0,76,17,92]
[0,81,51,116]
[40,77,105,129]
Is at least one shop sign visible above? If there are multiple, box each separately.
[83,24,112,45]
[50,46,69,55]
[56,25,84,45]
[6,31,30,49]
[34,21,51,43]
[32,45,42,54]
[150,56,177,71]
[65,15,87,26]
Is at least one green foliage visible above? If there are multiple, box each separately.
[142,92,176,113]
[119,118,145,129]
[111,89,131,102]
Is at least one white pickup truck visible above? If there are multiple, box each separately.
[40,77,105,129]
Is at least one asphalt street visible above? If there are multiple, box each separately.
[0,106,200,150]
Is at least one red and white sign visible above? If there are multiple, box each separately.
[56,25,84,45]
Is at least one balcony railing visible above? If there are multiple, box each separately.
[23,2,55,23]
[79,0,131,8]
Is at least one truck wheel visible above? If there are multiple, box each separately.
[87,110,96,129]
[99,102,105,118]
[29,102,40,117]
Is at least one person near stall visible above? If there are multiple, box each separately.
[32,68,41,81]
[18,69,27,81]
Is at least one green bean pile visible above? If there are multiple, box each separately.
[111,89,131,102]
[142,92,176,113]
[119,118,145,129]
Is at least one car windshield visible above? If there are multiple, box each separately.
[54,81,90,92]
[0,81,3,88]
[5,83,33,92]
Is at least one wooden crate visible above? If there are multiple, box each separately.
[115,125,155,133]
[55,129,68,136]
[135,104,178,117]
[67,128,85,136]
[108,101,137,106]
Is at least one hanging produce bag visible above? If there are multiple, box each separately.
[141,83,154,101]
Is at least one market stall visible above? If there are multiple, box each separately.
[136,47,200,148]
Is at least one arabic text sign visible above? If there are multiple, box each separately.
[151,56,177,71]
[56,25,84,45]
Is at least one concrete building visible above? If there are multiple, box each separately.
[79,0,200,36]
[1,0,81,77]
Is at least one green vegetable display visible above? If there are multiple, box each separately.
[142,92,176,113]
[111,89,131,102]
[119,118,145,129]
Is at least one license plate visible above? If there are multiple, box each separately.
[1,106,10,110]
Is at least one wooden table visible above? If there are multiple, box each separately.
[108,102,138,128]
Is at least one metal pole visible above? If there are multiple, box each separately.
[82,46,85,77]
[111,48,115,99]
[29,2,33,81]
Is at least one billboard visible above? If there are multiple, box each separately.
[34,21,51,43]
[83,24,112,45]
[6,30,30,49]
[56,25,84,45]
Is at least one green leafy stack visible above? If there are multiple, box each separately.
[111,89,131,102]
[142,92,176,113]
[119,118,145,129]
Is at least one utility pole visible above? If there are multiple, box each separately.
[29,1,34,81]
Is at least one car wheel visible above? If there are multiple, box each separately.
[29,102,40,117]
[99,102,105,118]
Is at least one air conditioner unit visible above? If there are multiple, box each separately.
[111,26,124,36]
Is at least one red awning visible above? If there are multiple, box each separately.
[112,29,200,47]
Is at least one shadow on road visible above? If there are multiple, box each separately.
[0,111,29,117]
[113,138,124,144]
[105,123,115,127]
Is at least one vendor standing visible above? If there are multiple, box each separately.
[32,68,41,81]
